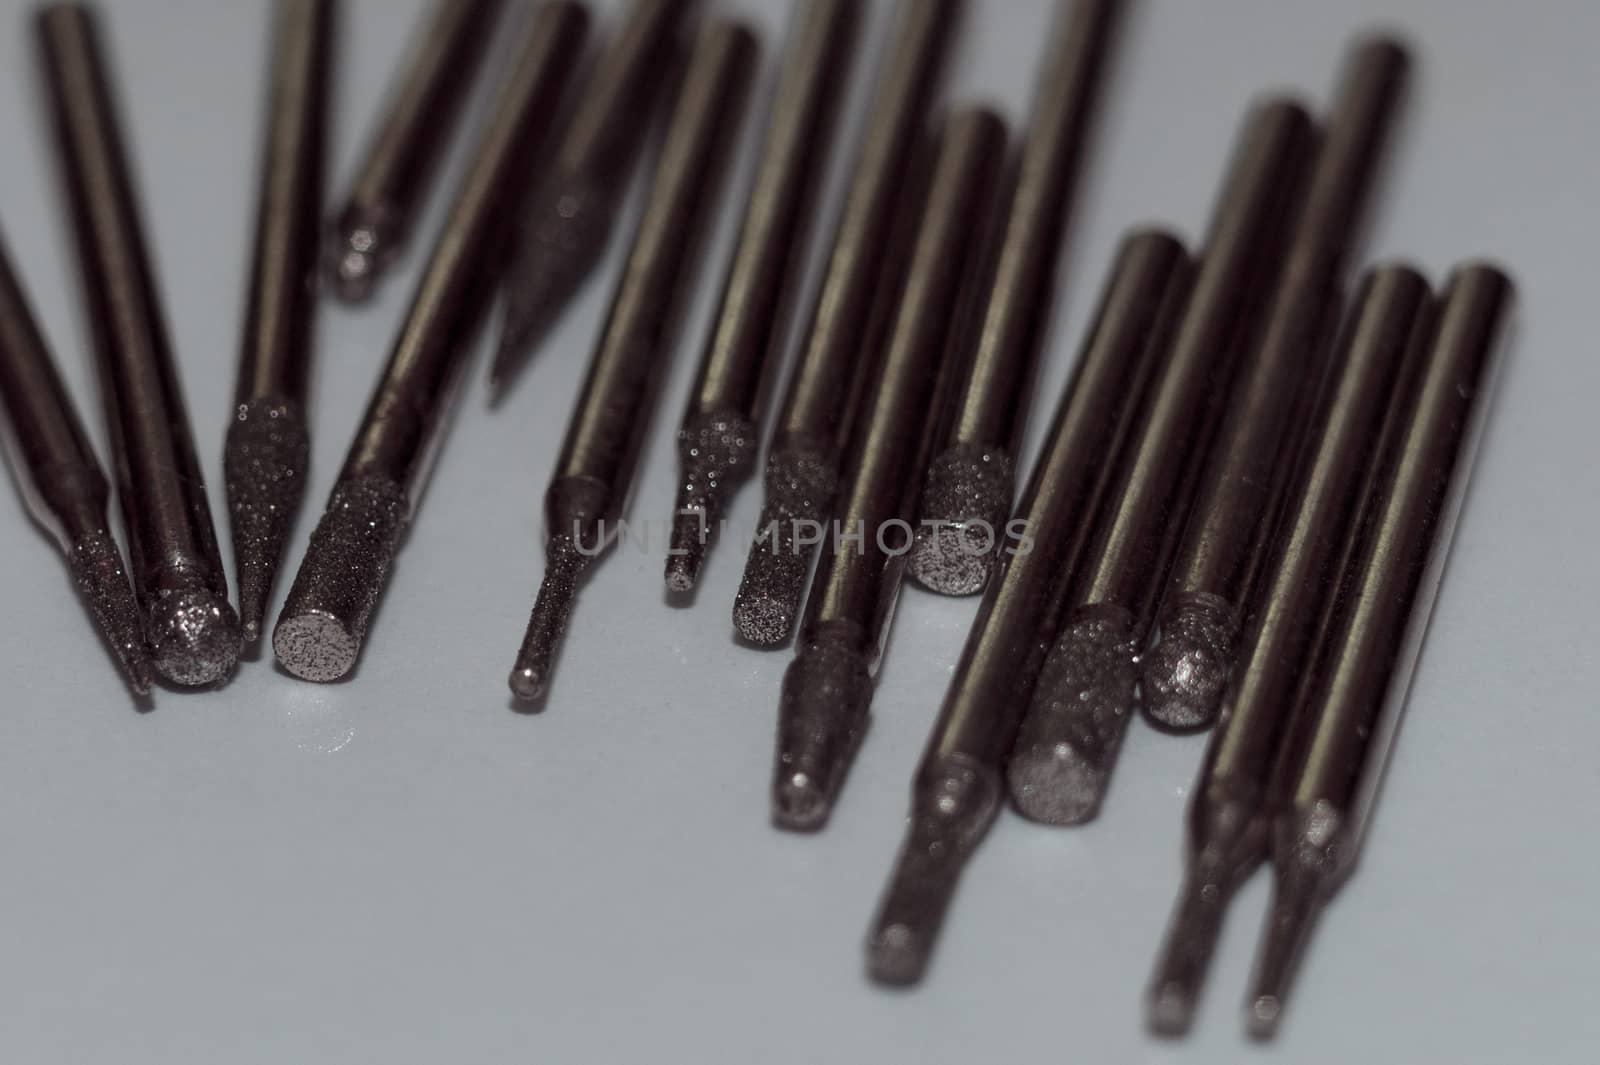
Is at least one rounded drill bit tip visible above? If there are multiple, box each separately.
[508,551,583,706]
[1146,870,1234,1038]
[67,532,155,695]
[733,451,836,645]
[1141,597,1238,731]
[665,412,759,594]
[771,636,872,831]
[325,207,392,303]
[732,572,804,646]
[1148,979,1200,1037]
[907,444,1014,597]
[663,537,706,594]
[867,921,933,987]
[147,588,243,688]
[224,400,311,644]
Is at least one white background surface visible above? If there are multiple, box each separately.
[0,0,1593,1062]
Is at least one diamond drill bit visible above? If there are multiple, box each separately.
[731,0,960,647]
[1142,36,1412,732]
[771,108,1008,832]
[225,0,335,645]
[1005,97,1316,824]
[865,229,1192,986]
[908,0,1122,597]
[489,0,687,394]
[661,0,859,594]
[274,0,589,682]
[507,20,757,704]
[325,0,505,302]
[37,2,242,688]
[1144,266,1435,1037]
[0,230,152,696]
[1244,265,1513,1039]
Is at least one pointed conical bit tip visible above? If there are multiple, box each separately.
[732,450,836,646]
[772,635,873,831]
[224,399,311,643]
[508,548,586,707]
[1006,611,1140,824]
[1141,596,1238,731]
[664,412,759,594]
[147,588,243,688]
[907,444,1015,597]
[66,531,154,695]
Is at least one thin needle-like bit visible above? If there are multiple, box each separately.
[866,230,1191,986]
[1245,265,1513,1039]
[1142,37,1411,732]
[225,0,335,644]
[731,0,959,647]
[1005,98,1316,824]
[0,232,152,696]
[661,0,859,594]
[507,21,757,704]
[37,3,242,687]
[325,0,504,302]
[908,0,1122,597]
[274,0,589,681]
[771,109,1007,831]
[1145,267,1435,1037]
[490,0,686,394]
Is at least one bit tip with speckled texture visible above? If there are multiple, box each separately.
[66,531,154,695]
[147,587,243,688]
[772,631,873,831]
[508,544,589,705]
[732,450,836,646]
[1141,595,1239,731]
[664,411,759,593]
[224,399,311,643]
[908,443,1015,597]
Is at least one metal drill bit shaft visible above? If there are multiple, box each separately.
[275,0,589,682]
[732,0,959,647]
[507,21,757,704]
[0,232,152,696]
[1245,265,1512,1039]
[1006,98,1315,825]
[866,230,1192,986]
[225,0,335,644]
[771,109,1007,832]
[490,0,685,393]
[1143,37,1411,732]
[325,0,504,302]
[909,0,1121,597]
[662,0,858,594]
[37,3,242,688]
[1145,266,1434,1037]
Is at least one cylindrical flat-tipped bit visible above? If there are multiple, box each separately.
[507,20,757,704]
[326,0,505,301]
[1143,36,1412,732]
[225,0,334,644]
[37,3,241,688]
[275,0,590,681]
[909,0,1123,596]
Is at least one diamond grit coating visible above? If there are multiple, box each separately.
[908,442,1015,596]
[224,398,311,642]
[273,475,408,682]
[1141,593,1238,731]
[665,410,759,592]
[146,587,243,688]
[772,628,873,831]
[66,531,154,694]
[732,448,838,645]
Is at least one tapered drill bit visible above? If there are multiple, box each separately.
[507,21,757,704]
[865,230,1192,986]
[1142,37,1411,732]
[225,0,335,645]
[1005,98,1315,824]
[37,3,242,688]
[908,0,1122,597]
[1244,265,1512,1039]
[325,0,504,302]
[490,0,686,394]
[0,232,152,696]
[732,0,959,647]
[661,0,858,594]
[274,0,589,681]
[1144,266,1435,1037]
[771,108,1007,831]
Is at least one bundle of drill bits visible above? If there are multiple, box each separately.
[0,0,1515,1044]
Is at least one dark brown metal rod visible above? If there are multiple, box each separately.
[225,0,336,644]
[731,0,960,647]
[506,20,758,705]
[909,0,1123,597]
[274,0,589,682]
[865,229,1192,987]
[1143,36,1412,731]
[1144,266,1435,1038]
[36,2,242,688]
[661,0,859,594]
[1244,264,1513,1039]
[325,0,505,302]
[1005,97,1316,825]
[770,107,1008,833]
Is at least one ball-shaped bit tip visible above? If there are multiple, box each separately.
[147,589,242,687]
